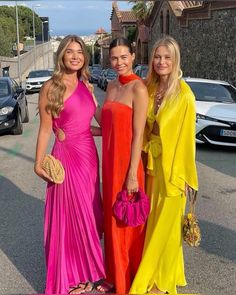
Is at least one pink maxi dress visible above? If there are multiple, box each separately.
[44,81,105,294]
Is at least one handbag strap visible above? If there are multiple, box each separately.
[187,189,197,214]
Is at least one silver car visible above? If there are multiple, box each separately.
[26,70,52,94]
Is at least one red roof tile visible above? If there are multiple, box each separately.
[120,11,137,23]
[95,27,107,35]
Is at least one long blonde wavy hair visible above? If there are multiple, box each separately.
[46,35,90,117]
[146,36,182,103]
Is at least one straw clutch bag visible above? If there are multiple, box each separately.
[183,189,201,247]
[42,154,65,184]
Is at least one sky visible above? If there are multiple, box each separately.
[0,0,133,36]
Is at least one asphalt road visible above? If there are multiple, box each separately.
[0,85,235,294]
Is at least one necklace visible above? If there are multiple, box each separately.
[154,88,165,110]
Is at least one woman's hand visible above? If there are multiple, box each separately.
[125,171,138,195]
[34,163,53,183]
[185,183,194,196]
[91,125,102,136]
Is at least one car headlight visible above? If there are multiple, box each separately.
[0,106,14,115]
[196,113,219,122]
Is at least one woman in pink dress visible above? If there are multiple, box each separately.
[34,35,105,294]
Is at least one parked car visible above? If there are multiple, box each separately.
[184,77,236,147]
[91,64,102,71]
[103,69,117,91]
[0,77,29,135]
[26,69,52,93]
[134,64,148,79]
[90,68,102,84]
[97,69,108,88]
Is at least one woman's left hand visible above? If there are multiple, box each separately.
[185,183,194,196]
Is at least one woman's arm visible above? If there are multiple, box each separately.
[91,125,102,136]
[85,80,103,126]
[126,81,149,194]
[34,82,53,182]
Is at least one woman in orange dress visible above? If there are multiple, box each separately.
[97,37,148,293]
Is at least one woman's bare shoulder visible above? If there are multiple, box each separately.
[41,78,53,92]
[133,79,148,93]
[39,78,53,102]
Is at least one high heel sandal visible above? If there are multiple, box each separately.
[69,282,94,294]
[94,279,115,293]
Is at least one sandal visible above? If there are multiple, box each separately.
[69,282,93,294]
[94,280,114,293]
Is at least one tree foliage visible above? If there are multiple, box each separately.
[0,5,42,56]
[129,1,154,23]
[127,27,137,43]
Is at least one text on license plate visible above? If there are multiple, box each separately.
[220,129,236,137]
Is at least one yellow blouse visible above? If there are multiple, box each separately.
[143,80,198,196]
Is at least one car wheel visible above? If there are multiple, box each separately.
[23,103,29,123]
[12,112,23,135]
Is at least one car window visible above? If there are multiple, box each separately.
[0,80,10,97]
[107,72,117,78]
[28,70,51,78]
[187,82,236,103]
[11,79,18,92]
[92,69,102,74]
[141,67,148,78]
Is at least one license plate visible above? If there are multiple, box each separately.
[220,129,236,137]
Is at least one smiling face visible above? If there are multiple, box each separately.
[109,45,135,76]
[153,45,173,79]
[63,41,85,73]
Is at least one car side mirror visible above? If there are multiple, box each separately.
[16,87,24,94]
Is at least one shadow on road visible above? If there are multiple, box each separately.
[199,219,236,261]
[0,176,45,293]
[196,144,236,178]
[0,146,35,163]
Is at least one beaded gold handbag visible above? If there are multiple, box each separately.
[42,154,65,184]
[183,189,201,247]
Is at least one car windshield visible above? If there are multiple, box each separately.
[28,70,51,78]
[0,80,10,97]
[187,82,236,103]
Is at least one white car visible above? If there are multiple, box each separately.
[26,70,52,93]
[184,78,236,147]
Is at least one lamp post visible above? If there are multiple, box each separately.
[41,20,48,69]
[48,29,53,68]
[15,1,21,85]
[32,4,40,70]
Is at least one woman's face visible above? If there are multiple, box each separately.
[153,45,173,78]
[110,45,134,76]
[63,41,85,72]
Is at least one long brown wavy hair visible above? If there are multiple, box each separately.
[146,36,182,104]
[46,35,90,117]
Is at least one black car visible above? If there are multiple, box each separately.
[0,77,29,135]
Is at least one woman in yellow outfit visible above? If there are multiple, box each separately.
[130,36,198,294]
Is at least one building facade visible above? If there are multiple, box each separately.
[110,1,137,40]
[148,1,236,85]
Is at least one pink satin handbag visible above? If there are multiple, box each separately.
[113,189,150,227]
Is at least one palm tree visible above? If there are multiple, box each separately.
[129,1,154,23]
